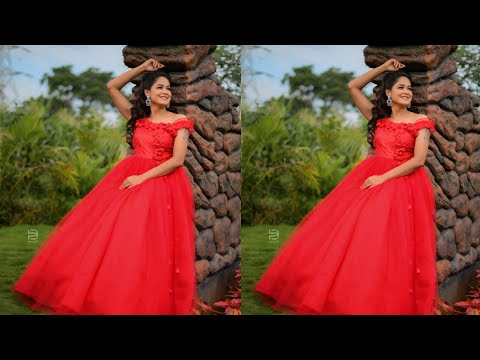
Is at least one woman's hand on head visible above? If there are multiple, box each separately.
[142,59,165,72]
[382,58,406,72]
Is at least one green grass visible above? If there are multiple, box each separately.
[0,224,53,314]
[241,223,295,315]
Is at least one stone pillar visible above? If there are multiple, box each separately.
[122,46,241,304]
[364,45,480,303]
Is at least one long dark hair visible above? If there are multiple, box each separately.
[367,71,413,147]
[125,70,176,149]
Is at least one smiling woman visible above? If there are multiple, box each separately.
[12,58,198,315]
[254,58,438,315]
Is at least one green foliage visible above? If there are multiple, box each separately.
[40,65,114,113]
[214,45,241,96]
[281,65,317,110]
[0,99,126,226]
[454,45,480,94]
[316,68,356,110]
[282,66,355,115]
[242,98,368,226]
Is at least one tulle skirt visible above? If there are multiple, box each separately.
[13,155,197,315]
[254,155,438,315]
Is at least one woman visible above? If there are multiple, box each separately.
[13,58,197,315]
[254,58,438,315]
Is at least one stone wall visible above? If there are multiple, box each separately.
[122,46,241,304]
[364,45,480,303]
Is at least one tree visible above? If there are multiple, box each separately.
[316,67,355,110]
[282,66,355,115]
[40,65,77,109]
[281,65,317,110]
[455,45,480,94]
[214,45,241,96]
[41,65,114,113]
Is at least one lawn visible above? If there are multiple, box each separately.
[241,223,295,315]
[0,224,52,314]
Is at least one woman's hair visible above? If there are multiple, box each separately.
[367,70,413,147]
[125,70,177,149]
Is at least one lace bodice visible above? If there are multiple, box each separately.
[133,118,194,164]
[373,118,435,164]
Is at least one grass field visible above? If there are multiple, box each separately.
[241,223,295,315]
[0,224,53,314]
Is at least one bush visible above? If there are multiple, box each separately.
[241,100,368,225]
[0,100,126,225]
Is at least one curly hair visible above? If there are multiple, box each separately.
[125,70,177,149]
[367,71,413,147]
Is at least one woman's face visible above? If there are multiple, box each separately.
[145,76,171,107]
[386,76,412,108]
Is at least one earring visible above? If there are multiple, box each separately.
[145,95,151,107]
[386,95,392,107]
[407,103,411,108]
[166,103,170,109]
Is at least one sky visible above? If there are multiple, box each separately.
[6,45,373,121]
[243,45,373,107]
[6,45,132,123]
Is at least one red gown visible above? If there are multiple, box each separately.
[254,118,438,315]
[13,118,197,315]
